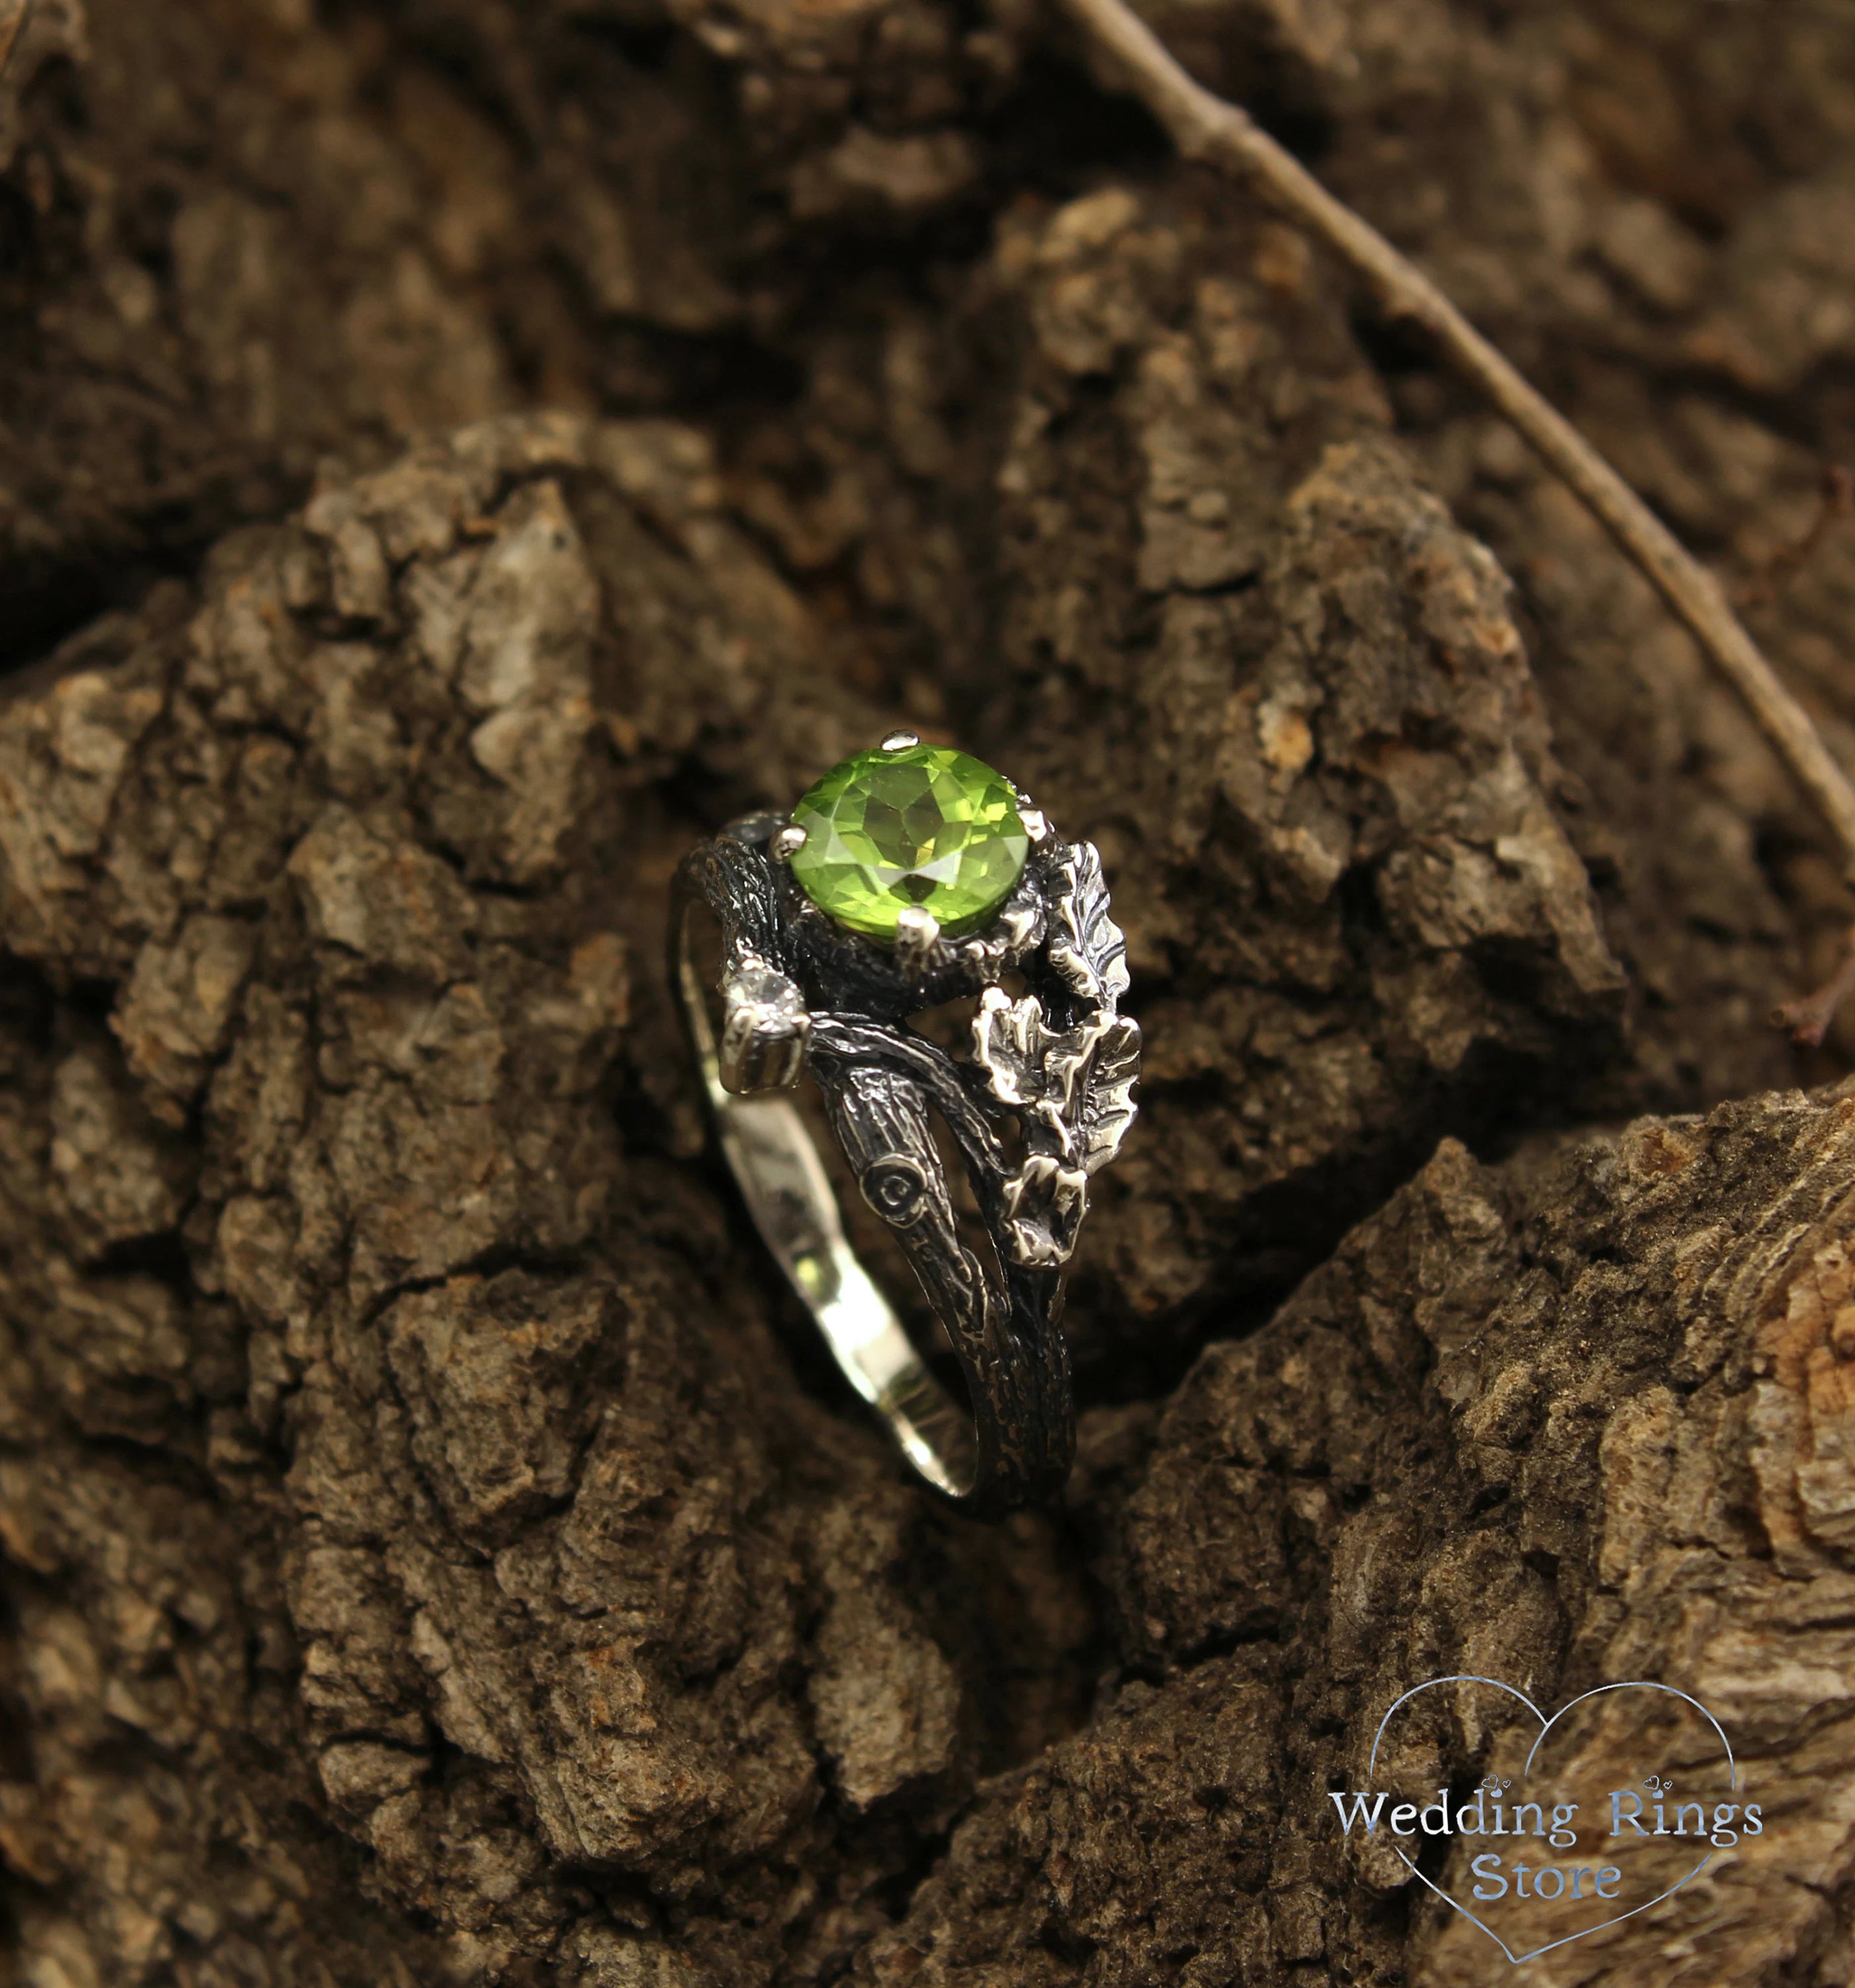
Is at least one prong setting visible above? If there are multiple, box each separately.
[894,905,941,975]
[1011,783,1053,846]
[770,823,808,861]
[878,728,922,752]
[717,958,810,1095]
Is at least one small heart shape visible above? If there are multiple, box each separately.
[1361,1674,1738,1963]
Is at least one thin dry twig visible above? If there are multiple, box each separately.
[1775,926,1855,1046]
[0,0,30,84]
[1058,0,1855,885]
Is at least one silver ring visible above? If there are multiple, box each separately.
[668,734,1141,1518]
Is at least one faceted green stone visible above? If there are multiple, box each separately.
[789,744,1029,942]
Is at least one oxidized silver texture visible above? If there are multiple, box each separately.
[673,801,1140,1516]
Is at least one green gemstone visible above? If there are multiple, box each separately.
[789,744,1030,942]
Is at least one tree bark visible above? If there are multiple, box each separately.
[3,3,1855,1985]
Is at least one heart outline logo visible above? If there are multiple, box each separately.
[1365,1675,1737,1964]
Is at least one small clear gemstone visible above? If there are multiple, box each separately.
[788,744,1029,941]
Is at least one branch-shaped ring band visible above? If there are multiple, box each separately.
[668,735,1140,1518]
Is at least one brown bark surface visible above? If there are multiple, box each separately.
[4,3,1855,1984]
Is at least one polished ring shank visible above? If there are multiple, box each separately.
[670,811,1137,1518]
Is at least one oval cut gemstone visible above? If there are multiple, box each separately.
[789,744,1029,941]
